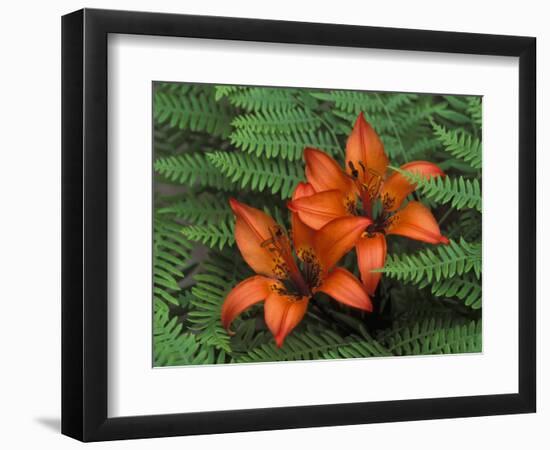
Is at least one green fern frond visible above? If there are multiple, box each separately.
[154,88,233,137]
[442,95,470,112]
[231,109,321,134]
[187,252,252,352]
[234,327,390,363]
[155,82,204,96]
[331,110,394,137]
[225,87,299,112]
[158,193,232,225]
[467,97,482,128]
[311,91,418,115]
[311,90,378,114]
[378,317,482,356]
[229,128,339,161]
[154,299,227,366]
[435,108,472,125]
[214,85,245,101]
[229,320,273,354]
[206,151,304,199]
[405,137,442,159]
[181,219,235,250]
[393,168,481,211]
[154,153,233,190]
[332,101,446,140]
[378,238,481,286]
[394,102,448,132]
[389,286,465,321]
[430,275,482,309]
[153,216,192,305]
[432,122,482,169]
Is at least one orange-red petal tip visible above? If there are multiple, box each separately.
[229,197,240,211]
[440,236,450,244]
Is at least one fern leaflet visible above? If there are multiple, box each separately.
[154,87,233,137]
[378,238,481,286]
[235,326,390,363]
[154,299,227,366]
[181,219,235,250]
[430,275,482,309]
[229,128,339,161]
[432,122,482,169]
[393,167,481,212]
[378,317,482,356]
[154,153,233,191]
[206,151,304,199]
[187,252,252,352]
[153,216,192,305]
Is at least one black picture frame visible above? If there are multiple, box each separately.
[61,8,536,442]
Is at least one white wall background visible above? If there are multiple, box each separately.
[0,1,546,449]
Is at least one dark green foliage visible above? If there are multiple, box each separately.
[152,82,482,366]
[446,209,482,242]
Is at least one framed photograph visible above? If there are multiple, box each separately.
[61,8,536,441]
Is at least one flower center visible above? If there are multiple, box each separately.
[348,160,398,234]
[261,226,314,297]
[297,248,322,291]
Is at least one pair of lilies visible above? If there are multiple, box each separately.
[221,113,449,347]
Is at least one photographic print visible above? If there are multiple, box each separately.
[152,83,482,367]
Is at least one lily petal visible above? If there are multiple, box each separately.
[386,201,450,244]
[230,198,290,278]
[304,148,356,200]
[345,112,389,184]
[290,182,318,259]
[314,216,372,273]
[221,275,272,330]
[292,182,316,201]
[291,211,316,262]
[381,161,445,211]
[264,292,309,347]
[356,233,387,295]
[317,267,373,312]
[288,190,350,230]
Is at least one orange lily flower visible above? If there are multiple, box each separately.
[221,194,373,347]
[288,112,449,296]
